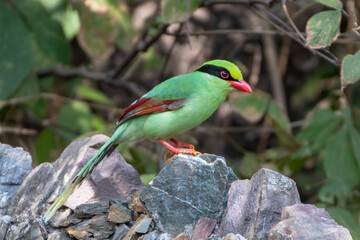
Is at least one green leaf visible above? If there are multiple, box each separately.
[230,90,270,123]
[14,0,70,64]
[324,126,360,189]
[162,0,202,23]
[316,0,343,10]
[318,181,350,204]
[76,84,114,105]
[35,130,57,164]
[140,173,156,186]
[349,126,360,169]
[0,3,35,100]
[58,101,93,140]
[267,101,298,150]
[341,51,360,90]
[306,10,341,49]
[327,207,360,240]
[52,7,80,40]
[267,100,291,133]
[297,108,342,152]
[13,75,47,119]
[240,153,261,178]
[75,3,119,64]
[288,146,312,172]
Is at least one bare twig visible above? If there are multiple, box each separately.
[0,93,124,116]
[37,65,146,97]
[159,24,184,81]
[165,28,295,36]
[203,0,273,6]
[249,44,262,87]
[251,5,341,66]
[282,0,306,42]
[185,0,192,49]
[111,24,169,79]
[0,125,37,135]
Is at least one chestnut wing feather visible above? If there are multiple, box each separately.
[116,97,186,127]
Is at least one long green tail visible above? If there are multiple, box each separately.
[43,139,118,223]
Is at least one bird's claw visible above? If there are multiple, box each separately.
[170,138,195,149]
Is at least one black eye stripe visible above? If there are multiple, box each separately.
[196,65,236,81]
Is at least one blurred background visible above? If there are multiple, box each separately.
[0,0,360,236]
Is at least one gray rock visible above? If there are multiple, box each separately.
[27,219,48,240]
[267,203,352,240]
[49,208,71,227]
[134,216,152,234]
[66,219,92,239]
[0,143,32,213]
[218,168,300,240]
[0,215,13,240]
[5,219,30,240]
[108,203,132,224]
[138,231,171,240]
[222,233,247,240]
[47,229,73,240]
[73,201,109,218]
[140,154,237,237]
[112,224,130,240]
[87,214,116,238]
[5,134,144,220]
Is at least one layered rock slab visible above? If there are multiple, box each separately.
[140,154,237,237]
[218,168,301,240]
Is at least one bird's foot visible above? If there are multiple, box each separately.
[158,138,201,164]
[169,138,195,149]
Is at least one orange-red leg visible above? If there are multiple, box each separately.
[169,138,195,149]
[158,138,201,163]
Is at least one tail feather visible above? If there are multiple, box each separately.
[43,139,118,223]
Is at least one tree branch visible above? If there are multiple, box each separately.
[111,24,169,79]
[37,65,146,97]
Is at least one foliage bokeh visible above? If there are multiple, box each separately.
[0,0,360,237]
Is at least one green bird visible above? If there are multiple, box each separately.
[43,59,252,223]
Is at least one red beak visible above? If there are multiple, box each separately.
[227,80,253,93]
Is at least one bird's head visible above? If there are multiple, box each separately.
[196,59,253,93]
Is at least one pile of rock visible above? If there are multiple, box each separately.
[0,135,353,240]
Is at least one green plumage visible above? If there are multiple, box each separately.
[43,60,251,223]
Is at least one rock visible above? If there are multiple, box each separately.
[138,231,171,240]
[129,191,146,213]
[267,203,352,240]
[112,224,130,240]
[0,215,12,239]
[141,154,237,237]
[28,219,48,240]
[192,217,216,240]
[173,232,191,240]
[58,214,82,227]
[47,229,73,240]
[108,204,132,224]
[5,135,144,221]
[88,214,116,238]
[0,143,32,214]
[218,168,300,240]
[63,135,145,210]
[134,216,152,234]
[67,228,92,240]
[123,214,151,240]
[5,219,30,240]
[222,233,247,240]
[73,201,109,218]
[67,220,92,239]
[49,209,71,227]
